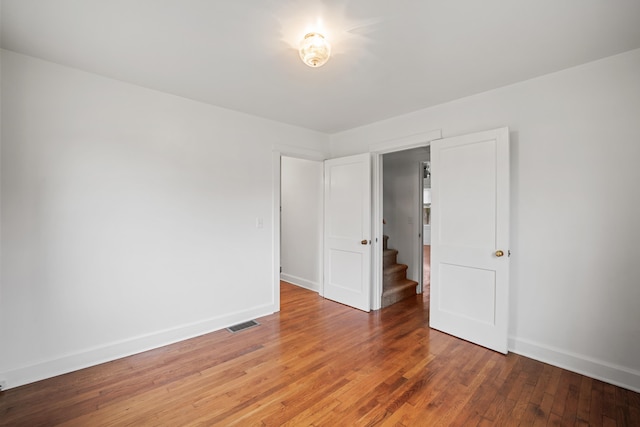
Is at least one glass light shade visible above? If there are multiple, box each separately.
[299,32,331,67]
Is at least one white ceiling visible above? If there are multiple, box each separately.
[2,0,639,133]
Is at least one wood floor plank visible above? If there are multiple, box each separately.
[510,378,535,423]
[589,380,605,427]
[603,382,619,421]
[531,391,555,426]
[1,281,639,426]
[576,375,593,423]
[628,389,640,426]
[529,363,553,407]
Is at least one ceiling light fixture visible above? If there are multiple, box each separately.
[299,32,331,68]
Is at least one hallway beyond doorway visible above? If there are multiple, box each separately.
[423,244,431,295]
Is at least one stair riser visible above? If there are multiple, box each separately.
[384,263,407,279]
[382,249,398,267]
[384,271,410,288]
[383,255,397,268]
[381,284,418,308]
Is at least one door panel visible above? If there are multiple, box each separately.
[439,140,497,248]
[430,128,510,353]
[324,153,371,312]
[439,263,496,324]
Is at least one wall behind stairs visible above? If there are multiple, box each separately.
[0,50,329,389]
[330,49,640,392]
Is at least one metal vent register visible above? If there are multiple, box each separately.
[226,320,260,333]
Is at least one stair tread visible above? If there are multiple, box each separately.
[383,278,418,293]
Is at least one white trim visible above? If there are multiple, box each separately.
[272,151,282,312]
[371,153,383,310]
[416,161,425,294]
[280,273,320,292]
[509,336,640,393]
[369,130,442,154]
[1,303,276,390]
[272,144,327,161]
[319,164,325,297]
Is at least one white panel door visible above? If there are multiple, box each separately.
[324,153,371,312]
[429,128,510,353]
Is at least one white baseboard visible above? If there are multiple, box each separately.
[509,336,640,393]
[0,303,276,390]
[280,273,319,292]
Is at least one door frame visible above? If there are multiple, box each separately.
[417,160,426,294]
[370,129,442,310]
[272,145,328,312]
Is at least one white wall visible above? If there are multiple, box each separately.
[383,148,429,283]
[280,157,322,291]
[0,50,328,389]
[331,49,640,392]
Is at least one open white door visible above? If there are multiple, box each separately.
[324,153,371,312]
[429,128,510,353]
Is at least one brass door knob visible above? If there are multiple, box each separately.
[361,239,368,245]
[495,250,504,257]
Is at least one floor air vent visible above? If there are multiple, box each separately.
[226,320,260,333]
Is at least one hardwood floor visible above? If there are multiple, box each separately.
[1,282,638,426]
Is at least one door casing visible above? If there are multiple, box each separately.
[370,130,443,310]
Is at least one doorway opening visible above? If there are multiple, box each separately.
[379,146,430,310]
[272,148,326,313]
[280,156,323,294]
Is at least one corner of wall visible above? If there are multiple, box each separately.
[280,274,320,292]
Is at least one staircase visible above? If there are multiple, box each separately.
[382,235,418,308]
